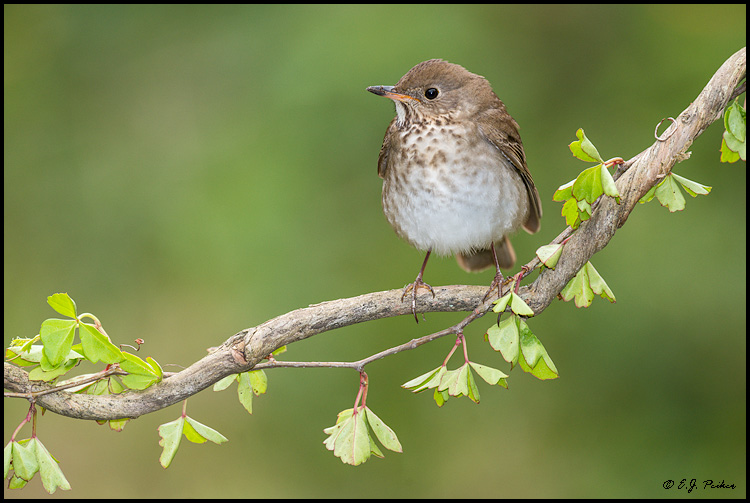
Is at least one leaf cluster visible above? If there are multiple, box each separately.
[4,438,70,493]
[402,360,508,406]
[488,292,559,380]
[3,293,180,492]
[6,293,162,391]
[638,173,711,212]
[214,369,268,415]
[720,98,746,162]
[559,261,616,308]
[323,406,402,466]
[158,414,228,468]
[553,129,621,229]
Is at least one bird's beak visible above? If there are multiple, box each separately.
[367,85,420,103]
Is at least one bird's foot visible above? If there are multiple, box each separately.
[483,265,531,303]
[401,278,435,323]
[483,270,510,303]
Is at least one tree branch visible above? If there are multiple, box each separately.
[4,47,746,421]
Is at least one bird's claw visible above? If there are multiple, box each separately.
[402,279,435,323]
[483,271,509,302]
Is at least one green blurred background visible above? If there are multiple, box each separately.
[4,5,746,498]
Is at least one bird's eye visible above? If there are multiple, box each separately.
[424,88,439,100]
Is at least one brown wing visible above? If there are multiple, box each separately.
[475,106,542,234]
[376,117,398,179]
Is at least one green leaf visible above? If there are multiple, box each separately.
[553,179,574,201]
[146,356,163,378]
[326,408,353,428]
[158,417,184,468]
[433,388,448,407]
[5,347,37,367]
[469,361,509,386]
[569,128,603,163]
[323,409,353,454]
[518,319,559,380]
[46,293,77,319]
[322,421,344,451]
[28,359,78,382]
[723,99,733,133]
[8,474,29,489]
[11,440,39,481]
[437,368,459,393]
[517,322,541,367]
[448,364,470,398]
[402,366,446,393]
[509,292,534,316]
[560,264,595,308]
[720,136,741,163]
[369,434,385,458]
[20,343,62,365]
[14,337,37,355]
[536,243,564,269]
[518,347,559,380]
[641,168,713,207]
[4,441,11,479]
[248,370,267,395]
[561,197,582,228]
[725,99,746,142]
[670,173,712,198]
[78,322,123,364]
[157,414,227,468]
[600,164,620,203]
[414,367,447,393]
[88,378,109,395]
[180,419,201,445]
[560,262,615,307]
[344,410,371,466]
[119,352,161,390]
[639,184,658,204]
[33,438,71,493]
[723,128,745,154]
[213,374,237,392]
[270,345,287,357]
[487,315,520,367]
[653,175,686,212]
[572,164,604,204]
[40,319,77,368]
[107,418,129,432]
[364,407,402,453]
[722,99,747,161]
[402,367,440,390]
[325,408,371,466]
[466,367,480,403]
[237,372,255,414]
[585,261,616,303]
[491,292,512,313]
[576,198,592,221]
[184,416,228,445]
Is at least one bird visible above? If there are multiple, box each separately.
[367,59,542,322]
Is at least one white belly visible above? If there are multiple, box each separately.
[382,132,528,256]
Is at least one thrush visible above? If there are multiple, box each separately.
[367,59,542,322]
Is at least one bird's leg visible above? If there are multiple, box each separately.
[401,249,435,323]
[483,242,508,302]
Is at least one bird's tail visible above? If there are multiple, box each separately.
[455,235,515,272]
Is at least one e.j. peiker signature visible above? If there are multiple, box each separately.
[663,478,737,493]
